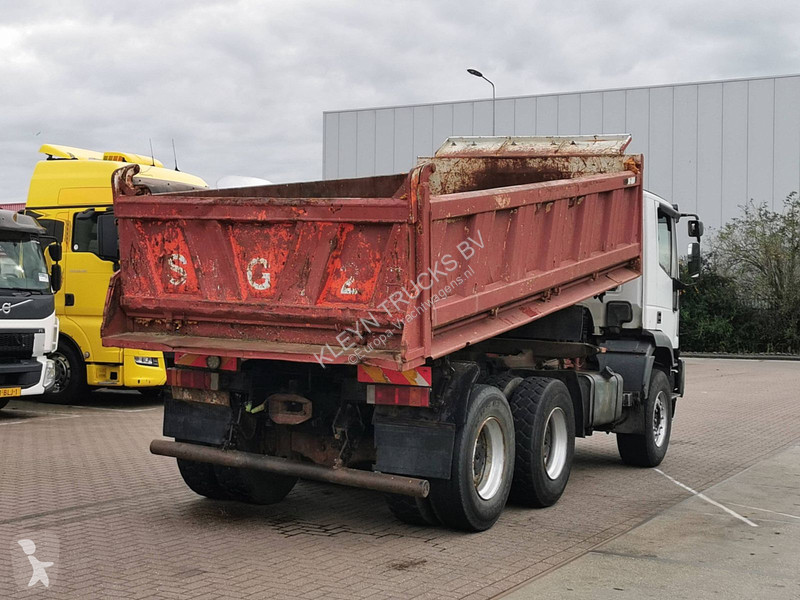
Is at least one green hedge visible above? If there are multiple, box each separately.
[679,263,800,354]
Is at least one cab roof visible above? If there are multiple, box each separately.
[27,144,207,208]
[0,209,45,235]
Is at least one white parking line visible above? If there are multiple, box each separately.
[654,468,758,527]
[65,405,160,413]
[0,414,80,426]
[726,502,800,520]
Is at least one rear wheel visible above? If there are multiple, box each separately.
[508,377,575,507]
[177,457,231,500]
[428,384,515,532]
[385,494,440,526]
[213,465,297,505]
[617,369,672,467]
[482,372,524,399]
[44,340,88,404]
[0,398,9,410]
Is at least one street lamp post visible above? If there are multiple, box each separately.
[467,68,495,135]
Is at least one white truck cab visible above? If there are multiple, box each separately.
[0,210,60,409]
[584,190,703,403]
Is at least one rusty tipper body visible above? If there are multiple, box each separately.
[103,136,701,531]
[104,136,642,369]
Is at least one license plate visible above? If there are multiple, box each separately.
[0,387,21,398]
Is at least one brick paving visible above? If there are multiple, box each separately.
[1,359,799,599]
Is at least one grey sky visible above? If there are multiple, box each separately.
[2,0,799,203]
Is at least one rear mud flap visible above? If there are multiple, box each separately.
[163,398,232,445]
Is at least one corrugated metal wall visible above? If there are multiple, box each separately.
[323,74,800,234]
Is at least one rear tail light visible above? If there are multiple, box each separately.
[166,368,220,391]
[366,384,430,407]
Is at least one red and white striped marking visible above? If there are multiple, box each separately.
[357,365,432,387]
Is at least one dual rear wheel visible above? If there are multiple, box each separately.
[387,376,576,531]
[177,458,298,505]
[176,439,297,505]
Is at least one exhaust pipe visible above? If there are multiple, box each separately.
[150,439,430,498]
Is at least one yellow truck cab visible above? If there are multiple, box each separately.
[25,144,207,402]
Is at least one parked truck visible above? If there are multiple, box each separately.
[101,135,702,531]
[0,209,60,409]
[24,144,207,402]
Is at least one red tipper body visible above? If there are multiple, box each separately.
[102,136,643,371]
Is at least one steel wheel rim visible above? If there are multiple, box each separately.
[543,407,568,480]
[50,352,70,394]
[472,417,506,500]
[653,392,668,447]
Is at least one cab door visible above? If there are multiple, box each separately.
[644,205,680,347]
[62,208,121,364]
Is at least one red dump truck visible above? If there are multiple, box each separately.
[101,135,702,531]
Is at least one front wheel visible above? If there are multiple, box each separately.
[617,369,672,467]
[44,341,88,404]
[138,387,165,400]
[428,384,515,532]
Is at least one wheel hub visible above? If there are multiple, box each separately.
[472,417,506,500]
[542,407,568,480]
[653,392,668,447]
[50,352,71,394]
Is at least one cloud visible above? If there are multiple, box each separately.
[1,0,799,202]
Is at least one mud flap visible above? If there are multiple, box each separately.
[163,398,232,445]
[374,420,455,479]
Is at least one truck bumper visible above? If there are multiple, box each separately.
[0,357,53,396]
[150,439,430,498]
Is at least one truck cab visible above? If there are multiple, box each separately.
[0,210,59,409]
[24,144,207,403]
[582,191,703,402]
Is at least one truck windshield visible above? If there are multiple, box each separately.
[0,237,50,292]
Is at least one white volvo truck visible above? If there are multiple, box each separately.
[0,210,60,409]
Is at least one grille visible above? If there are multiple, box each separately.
[0,333,34,358]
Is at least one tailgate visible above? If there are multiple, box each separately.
[102,168,416,368]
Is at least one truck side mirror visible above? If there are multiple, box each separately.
[50,263,62,292]
[687,219,703,239]
[96,212,119,263]
[47,243,62,262]
[687,242,701,279]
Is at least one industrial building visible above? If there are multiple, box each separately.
[323,73,800,236]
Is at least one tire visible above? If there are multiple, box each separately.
[385,494,440,526]
[508,377,575,508]
[428,384,515,532]
[617,369,672,467]
[177,458,232,500]
[214,465,298,505]
[44,340,88,404]
[138,387,165,400]
[482,371,524,399]
[0,398,9,410]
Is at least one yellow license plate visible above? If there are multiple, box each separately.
[0,387,21,398]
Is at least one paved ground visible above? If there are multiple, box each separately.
[504,445,800,600]
[1,358,798,599]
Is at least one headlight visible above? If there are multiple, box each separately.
[43,359,56,390]
[134,356,160,367]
